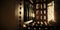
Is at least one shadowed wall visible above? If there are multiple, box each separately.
[0,0,18,30]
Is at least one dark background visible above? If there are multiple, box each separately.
[0,0,18,30]
[0,0,60,30]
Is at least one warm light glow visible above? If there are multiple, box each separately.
[39,28,41,29]
[29,9,35,18]
[32,22,36,26]
[30,0,33,3]
[24,20,33,24]
[32,23,35,26]
[44,10,46,14]
[18,5,21,16]
[48,1,55,23]
[36,4,39,9]
[37,21,39,24]
[44,21,47,25]
[44,16,46,19]
[44,3,46,8]
[32,13,35,17]
[30,13,35,18]
[41,21,43,25]
[41,10,42,14]
[41,16,42,19]
[23,24,26,27]
[17,2,24,21]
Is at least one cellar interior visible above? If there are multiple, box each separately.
[0,0,60,30]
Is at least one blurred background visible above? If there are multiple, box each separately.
[0,0,60,30]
